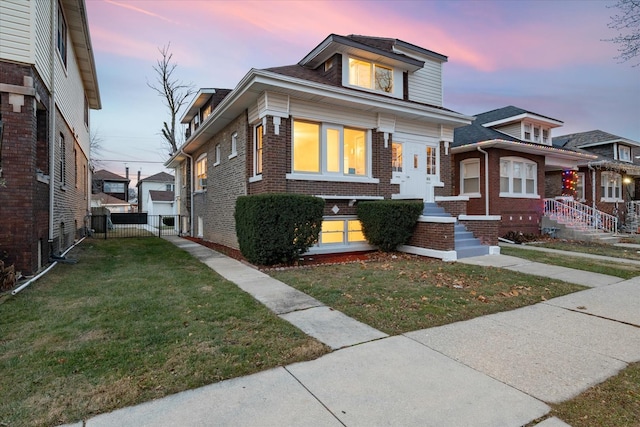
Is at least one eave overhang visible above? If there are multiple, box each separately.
[166,69,473,168]
[482,112,563,129]
[181,88,218,123]
[298,34,425,72]
[62,0,101,109]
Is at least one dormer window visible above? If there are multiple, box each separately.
[348,58,393,93]
[618,145,631,162]
[522,122,551,145]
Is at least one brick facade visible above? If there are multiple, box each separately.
[460,219,499,246]
[407,221,455,251]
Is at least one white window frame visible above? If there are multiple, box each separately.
[229,132,238,159]
[250,123,263,181]
[214,144,221,167]
[317,217,367,247]
[522,122,551,145]
[346,56,395,95]
[600,171,622,202]
[57,1,67,67]
[460,158,481,197]
[195,153,207,191]
[287,119,377,184]
[618,145,631,162]
[576,172,585,201]
[499,156,539,198]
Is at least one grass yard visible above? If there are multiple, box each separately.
[549,361,640,427]
[269,253,585,335]
[531,240,640,261]
[501,246,640,279]
[0,238,328,427]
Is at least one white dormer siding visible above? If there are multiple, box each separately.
[407,60,443,106]
[0,0,34,65]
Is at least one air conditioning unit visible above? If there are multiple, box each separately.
[198,178,207,189]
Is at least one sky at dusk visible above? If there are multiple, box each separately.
[85,0,640,186]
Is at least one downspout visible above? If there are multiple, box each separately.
[588,162,596,211]
[180,148,194,236]
[477,146,489,216]
[48,1,57,248]
[12,237,85,296]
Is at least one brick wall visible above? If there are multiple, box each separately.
[435,142,452,197]
[407,221,455,251]
[0,62,52,275]
[201,113,248,249]
[545,170,563,198]
[438,199,467,217]
[460,219,499,246]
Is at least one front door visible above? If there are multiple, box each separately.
[397,141,438,202]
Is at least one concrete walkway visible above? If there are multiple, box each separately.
[63,238,640,427]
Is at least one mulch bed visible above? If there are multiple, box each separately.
[182,236,381,270]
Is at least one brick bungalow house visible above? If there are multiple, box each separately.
[451,106,596,237]
[0,0,100,276]
[550,130,640,231]
[167,34,502,260]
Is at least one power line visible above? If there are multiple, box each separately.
[99,159,167,163]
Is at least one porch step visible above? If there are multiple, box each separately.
[456,245,491,258]
[541,217,621,244]
[422,203,450,217]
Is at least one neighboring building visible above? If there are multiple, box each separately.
[451,106,596,236]
[146,190,175,218]
[92,169,130,202]
[0,0,101,275]
[167,34,503,260]
[551,130,640,229]
[90,192,132,214]
[136,171,175,212]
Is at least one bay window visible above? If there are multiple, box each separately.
[292,120,369,177]
[500,157,537,197]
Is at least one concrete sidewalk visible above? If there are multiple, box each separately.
[63,238,640,427]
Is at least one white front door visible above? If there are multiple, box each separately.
[396,141,438,202]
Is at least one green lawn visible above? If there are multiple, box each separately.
[532,240,640,261]
[501,246,640,279]
[270,253,585,335]
[0,238,328,427]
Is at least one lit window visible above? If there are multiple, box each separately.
[57,2,67,66]
[499,157,537,197]
[293,121,320,173]
[202,104,212,121]
[292,120,368,177]
[601,171,622,201]
[461,159,480,195]
[254,124,263,176]
[348,58,393,93]
[319,218,366,246]
[196,154,207,191]
[619,145,631,162]
[392,143,403,172]
[426,146,437,175]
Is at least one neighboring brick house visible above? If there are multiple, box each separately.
[0,0,100,275]
[92,169,130,202]
[451,106,596,236]
[136,171,174,212]
[166,34,491,259]
[551,130,640,227]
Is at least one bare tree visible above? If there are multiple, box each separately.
[147,43,195,155]
[89,128,104,170]
[606,0,640,65]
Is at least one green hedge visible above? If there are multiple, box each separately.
[235,194,324,265]
[357,200,423,252]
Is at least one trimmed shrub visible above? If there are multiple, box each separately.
[235,194,324,265]
[357,200,423,252]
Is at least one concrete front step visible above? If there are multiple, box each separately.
[456,245,491,258]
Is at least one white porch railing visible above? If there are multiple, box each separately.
[543,198,618,234]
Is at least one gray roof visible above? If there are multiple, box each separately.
[148,190,174,202]
[473,106,562,126]
[553,130,640,149]
[93,169,128,181]
[140,172,175,183]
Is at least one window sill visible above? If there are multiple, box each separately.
[601,197,623,203]
[249,175,263,183]
[286,173,379,184]
[460,192,481,198]
[59,184,67,191]
[499,193,540,199]
[228,153,237,160]
[213,161,220,167]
